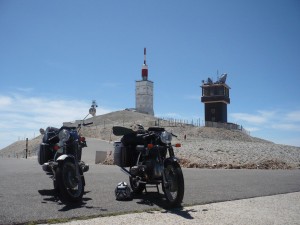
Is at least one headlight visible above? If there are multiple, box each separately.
[58,129,70,142]
[160,131,172,144]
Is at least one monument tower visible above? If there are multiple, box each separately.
[201,74,230,123]
[135,48,154,115]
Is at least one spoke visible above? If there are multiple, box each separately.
[164,165,179,201]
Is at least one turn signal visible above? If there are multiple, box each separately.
[175,143,181,148]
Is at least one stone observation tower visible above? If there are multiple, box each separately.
[135,48,154,115]
[201,74,230,123]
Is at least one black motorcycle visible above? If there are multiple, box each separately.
[113,125,184,208]
[38,121,92,203]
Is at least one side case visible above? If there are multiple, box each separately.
[113,142,135,167]
[38,143,52,165]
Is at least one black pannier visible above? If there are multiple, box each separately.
[113,142,136,167]
[38,143,53,165]
[121,133,145,146]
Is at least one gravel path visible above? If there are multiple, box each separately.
[40,192,300,225]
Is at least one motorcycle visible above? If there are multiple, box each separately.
[38,120,92,203]
[113,125,184,208]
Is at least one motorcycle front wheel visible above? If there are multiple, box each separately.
[163,162,184,208]
[56,161,84,203]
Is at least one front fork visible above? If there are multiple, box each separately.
[162,146,177,189]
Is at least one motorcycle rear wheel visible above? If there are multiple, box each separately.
[163,162,184,208]
[56,161,84,203]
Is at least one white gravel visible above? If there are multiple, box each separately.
[175,137,300,169]
[41,192,300,225]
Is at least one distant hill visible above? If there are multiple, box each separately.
[0,136,42,158]
[0,110,270,158]
[75,110,271,144]
[3,110,300,170]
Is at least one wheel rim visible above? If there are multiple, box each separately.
[129,168,145,193]
[164,165,179,202]
[130,177,139,189]
[62,162,83,197]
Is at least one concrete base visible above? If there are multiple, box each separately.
[95,151,107,164]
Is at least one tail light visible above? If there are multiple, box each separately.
[80,136,86,142]
[175,143,181,148]
[53,145,60,151]
[147,144,154,149]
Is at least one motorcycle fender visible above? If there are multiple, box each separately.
[56,155,75,165]
[164,157,180,167]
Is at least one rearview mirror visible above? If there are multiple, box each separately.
[39,128,45,135]
[89,107,96,117]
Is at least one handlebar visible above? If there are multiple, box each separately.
[171,133,178,138]
[83,122,93,126]
[77,121,93,129]
[142,131,178,139]
[142,133,156,140]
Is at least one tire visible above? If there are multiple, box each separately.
[53,179,59,192]
[162,162,184,208]
[56,161,84,203]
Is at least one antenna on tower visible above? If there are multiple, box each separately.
[144,47,147,65]
[219,73,227,83]
[141,47,148,81]
[207,77,213,84]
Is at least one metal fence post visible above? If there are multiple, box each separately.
[25,138,28,159]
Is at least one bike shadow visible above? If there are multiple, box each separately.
[132,190,195,220]
[38,189,60,203]
[38,189,108,213]
[38,189,92,208]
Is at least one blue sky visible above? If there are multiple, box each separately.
[1,0,300,149]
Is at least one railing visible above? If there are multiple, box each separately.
[147,118,202,127]
[148,118,250,135]
[64,117,250,136]
[204,121,250,135]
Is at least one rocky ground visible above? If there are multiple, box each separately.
[103,126,300,169]
[1,110,300,169]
